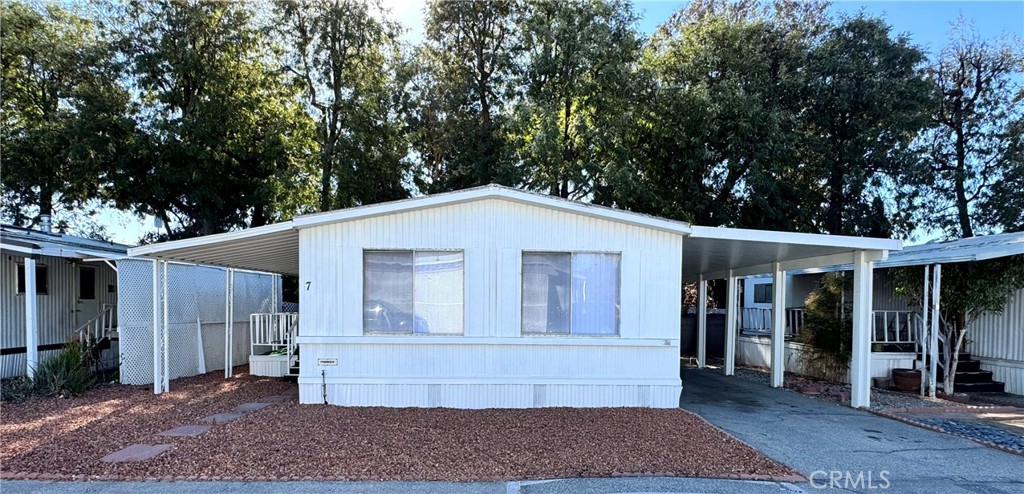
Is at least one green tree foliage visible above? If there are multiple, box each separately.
[629,0,827,228]
[276,0,409,212]
[511,0,642,200]
[0,2,132,226]
[797,272,853,382]
[108,1,315,237]
[802,15,931,236]
[409,0,522,193]
[912,22,1023,238]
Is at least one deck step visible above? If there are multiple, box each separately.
[953,381,1005,393]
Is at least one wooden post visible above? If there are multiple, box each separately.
[770,262,786,388]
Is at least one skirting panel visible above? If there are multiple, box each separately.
[250,355,289,377]
[298,382,682,409]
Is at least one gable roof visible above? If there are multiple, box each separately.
[0,224,129,259]
[290,184,694,234]
[128,185,901,277]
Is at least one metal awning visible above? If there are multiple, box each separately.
[681,226,899,280]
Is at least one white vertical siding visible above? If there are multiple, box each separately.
[297,198,684,408]
[2,254,117,378]
[969,287,1024,394]
[969,287,1024,362]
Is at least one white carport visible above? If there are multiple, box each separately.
[129,185,900,408]
[681,226,899,408]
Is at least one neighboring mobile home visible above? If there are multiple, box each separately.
[734,232,1024,395]
[130,185,901,409]
[0,222,125,378]
[1,221,281,389]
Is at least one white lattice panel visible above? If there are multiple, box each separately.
[118,261,279,387]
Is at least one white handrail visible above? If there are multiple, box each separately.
[75,304,116,344]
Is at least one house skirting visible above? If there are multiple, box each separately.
[736,335,916,383]
[249,354,289,377]
[297,381,681,408]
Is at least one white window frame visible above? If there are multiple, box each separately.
[520,250,622,337]
[362,249,465,336]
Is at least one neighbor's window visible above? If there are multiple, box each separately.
[16,264,48,295]
[522,252,620,336]
[753,283,773,304]
[363,250,464,335]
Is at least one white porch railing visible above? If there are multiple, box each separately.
[250,312,299,358]
[75,303,117,345]
[738,307,803,336]
[873,310,920,345]
[737,307,919,346]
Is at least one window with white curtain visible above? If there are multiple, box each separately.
[521,252,620,336]
[363,250,464,335]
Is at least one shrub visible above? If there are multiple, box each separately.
[0,375,38,402]
[797,272,853,382]
[35,340,95,397]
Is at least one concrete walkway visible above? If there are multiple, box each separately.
[681,368,1024,494]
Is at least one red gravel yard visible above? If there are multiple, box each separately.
[1,369,796,481]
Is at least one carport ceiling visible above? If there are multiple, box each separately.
[681,226,900,280]
[130,224,299,275]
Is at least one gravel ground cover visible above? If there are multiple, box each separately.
[1,368,796,481]
[917,418,1024,454]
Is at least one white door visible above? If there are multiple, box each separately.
[76,265,100,330]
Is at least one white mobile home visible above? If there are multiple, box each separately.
[1,223,125,378]
[131,185,900,408]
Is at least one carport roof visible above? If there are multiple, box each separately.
[128,185,901,277]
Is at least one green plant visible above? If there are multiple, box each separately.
[34,340,95,397]
[797,272,853,382]
[0,375,39,402]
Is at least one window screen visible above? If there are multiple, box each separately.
[753,283,773,303]
[522,252,620,336]
[364,250,463,335]
[16,264,48,295]
[79,267,96,300]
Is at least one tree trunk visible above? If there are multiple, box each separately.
[826,165,845,235]
[953,127,974,238]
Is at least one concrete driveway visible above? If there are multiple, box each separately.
[681,368,1024,494]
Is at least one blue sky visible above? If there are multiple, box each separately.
[99,0,1022,245]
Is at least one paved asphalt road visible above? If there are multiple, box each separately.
[4,369,1022,493]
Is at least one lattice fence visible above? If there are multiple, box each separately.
[118,260,279,386]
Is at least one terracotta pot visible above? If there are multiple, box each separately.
[891,368,921,393]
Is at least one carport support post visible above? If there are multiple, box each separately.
[152,259,162,394]
[770,262,786,388]
[162,261,170,393]
[697,274,707,368]
[851,250,874,408]
[929,264,941,399]
[724,270,737,376]
[224,268,235,379]
[24,257,38,379]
